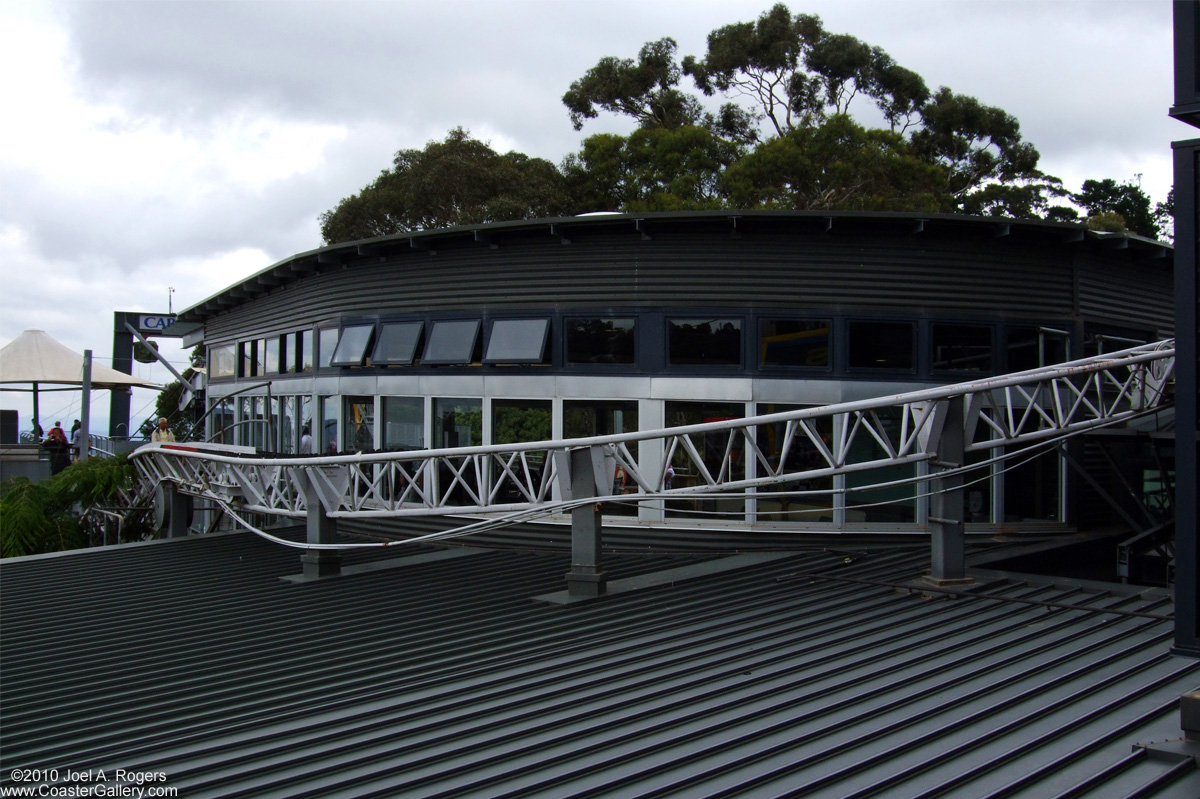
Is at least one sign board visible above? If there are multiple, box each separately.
[118,312,199,339]
[138,314,178,334]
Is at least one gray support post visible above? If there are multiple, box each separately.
[567,447,606,597]
[926,398,972,587]
[79,350,92,462]
[168,484,190,538]
[300,469,341,579]
[110,313,134,438]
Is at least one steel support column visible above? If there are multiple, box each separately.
[300,470,341,579]
[567,447,606,597]
[926,399,971,586]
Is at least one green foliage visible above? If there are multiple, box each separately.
[721,114,948,212]
[563,37,708,132]
[493,406,552,445]
[320,128,581,243]
[0,455,138,558]
[565,125,743,211]
[1072,178,1160,239]
[1086,211,1129,233]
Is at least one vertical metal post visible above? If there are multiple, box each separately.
[300,470,341,579]
[567,447,606,597]
[1172,137,1199,657]
[110,312,134,438]
[79,350,92,462]
[926,399,972,586]
[168,484,189,538]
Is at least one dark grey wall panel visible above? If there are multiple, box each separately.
[198,216,1128,345]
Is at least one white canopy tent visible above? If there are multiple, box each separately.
[0,329,160,450]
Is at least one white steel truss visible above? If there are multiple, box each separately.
[130,340,1176,521]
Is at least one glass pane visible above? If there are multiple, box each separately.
[755,404,833,522]
[566,318,635,365]
[668,319,742,366]
[1007,326,1068,371]
[424,320,481,364]
[210,345,235,379]
[433,398,482,448]
[565,400,639,515]
[664,401,745,519]
[931,324,993,372]
[300,330,314,372]
[847,321,914,370]
[318,327,338,369]
[208,397,235,443]
[383,396,424,451]
[760,320,831,368]
[299,397,313,454]
[264,337,280,375]
[343,395,375,452]
[279,396,296,454]
[330,324,375,367]
[485,319,550,363]
[1004,445,1060,521]
[373,322,424,365]
[845,407,916,523]
[492,400,552,445]
[320,396,337,454]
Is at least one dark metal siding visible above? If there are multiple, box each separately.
[203,226,1085,344]
[1077,251,1176,336]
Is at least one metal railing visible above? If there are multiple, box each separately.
[129,340,1175,523]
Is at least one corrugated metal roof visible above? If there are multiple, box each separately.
[2,532,1198,798]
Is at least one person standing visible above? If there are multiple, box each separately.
[70,419,82,461]
[151,417,176,443]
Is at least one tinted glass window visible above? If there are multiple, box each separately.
[566,318,636,364]
[264,337,280,375]
[1007,326,1069,371]
[847,321,914,370]
[760,319,831,368]
[318,327,338,369]
[931,324,993,372]
[299,330,313,372]
[330,324,375,367]
[485,319,550,363]
[668,319,742,366]
[423,320,481,364]
[373,322,424,365]
[210,344,235,379]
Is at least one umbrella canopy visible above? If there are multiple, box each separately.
[0,329,160,390]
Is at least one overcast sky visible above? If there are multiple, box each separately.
[0,0,1182,435]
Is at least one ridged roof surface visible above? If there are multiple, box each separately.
[3,531,1199,798]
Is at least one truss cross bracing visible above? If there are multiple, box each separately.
[131,341,1176,528]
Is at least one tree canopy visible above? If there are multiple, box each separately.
[319,4,1169,245]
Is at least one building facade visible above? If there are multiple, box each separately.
[179,211,1174,533]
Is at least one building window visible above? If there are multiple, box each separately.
[1007,326,1069,371]
[759,319,831,368]
[319,396,337,454]
[317,327,338,369]
[931,324,993,373]
[755,404,833,522]
[565,400,639,513]
[373,322,424,365]
[433,397,482,448]
[668,318,742,366]
[383,396,424,451]
[423,320,481,365]
[566,318,635,365]
[209,344,235,379]
[264,336,281,375]
[299,330,314,373]
[330,324,375,367]
[342,395,374,452]
[492,400,552,445]
[847,320,915,371]
[485,319,550,364]
[845,406,916,524]
[664,401,745,519]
